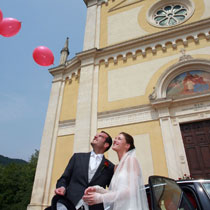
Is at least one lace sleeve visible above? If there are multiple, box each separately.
[94,185,108,194]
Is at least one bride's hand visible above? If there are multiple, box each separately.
[84,186,96,195]
[83,192,103,205]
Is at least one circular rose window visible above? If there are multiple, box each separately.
[147,0,195,28]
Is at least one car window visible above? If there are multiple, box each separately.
[202,182,210,197]
[149,176,195,210]
[183,190,198,209]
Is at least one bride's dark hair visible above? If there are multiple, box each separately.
[120,132,135,151]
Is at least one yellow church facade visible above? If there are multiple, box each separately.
[28,0,210,209]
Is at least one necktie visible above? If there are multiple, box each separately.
[89,154,100,182]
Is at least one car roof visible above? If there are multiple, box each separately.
[176,179,210,184]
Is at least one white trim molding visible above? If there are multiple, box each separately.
[98,105,158,128]
[58,120,76,136]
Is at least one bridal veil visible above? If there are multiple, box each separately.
[102,149,149,210]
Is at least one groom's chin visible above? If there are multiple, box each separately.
[90,142,96,148]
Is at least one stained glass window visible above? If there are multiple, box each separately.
[154,4,188,27]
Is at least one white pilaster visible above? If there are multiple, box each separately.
[158,107,180,179]
[172,119,190,177]
[95,4,101,49]
[27,75,64,210]
[83,0,98,50]
[74,54,96,152]
[90,64,99,140]
[42,80,65,205]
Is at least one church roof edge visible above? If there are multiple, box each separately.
[83,0,103,7]
[83,0,88,6]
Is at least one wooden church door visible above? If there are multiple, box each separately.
[180,120,210,179]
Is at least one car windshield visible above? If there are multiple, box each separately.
[149,176,195,210]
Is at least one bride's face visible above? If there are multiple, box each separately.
[112,133,129,152]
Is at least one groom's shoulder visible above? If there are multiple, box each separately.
[72,152,90,159]
[105,158,115,168]
[74,152,89,155]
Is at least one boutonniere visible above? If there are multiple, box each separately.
[101,160,109,171]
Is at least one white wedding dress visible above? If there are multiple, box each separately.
[95,149,149,210]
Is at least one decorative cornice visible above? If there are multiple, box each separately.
[95,18,210,65]
[49,48,98,81]
[98,105,158,128]
[59,119,75,127]
[150,98,172,109]
[49,56,79,75]
[76,48,98,67]
[151,90,210,110]
[171,92,210,106]
[57,94,210,132]
[49,56,80,82]
[58,120,76,136]
[49,18,210,79]
[76,48,97,60]
[98,104,152,117]
[173,102,210,123]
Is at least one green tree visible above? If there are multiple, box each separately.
[0,150,39,210]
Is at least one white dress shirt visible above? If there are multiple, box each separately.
[75,151,103,210]
[88,151,103,182]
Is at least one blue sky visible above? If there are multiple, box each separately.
[0,0,86,161]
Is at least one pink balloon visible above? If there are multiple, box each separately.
[0,17,21,37]
[0,9,3,23]
[33,46,54,66]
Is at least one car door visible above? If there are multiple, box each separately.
[149,176,195,210]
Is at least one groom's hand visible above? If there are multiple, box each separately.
[55,186,66,195]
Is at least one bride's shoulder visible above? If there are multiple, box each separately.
[127,154,138,162]
[114,164,118,172]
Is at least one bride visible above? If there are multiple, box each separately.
[83,132,149,210]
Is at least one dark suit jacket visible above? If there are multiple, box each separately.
[56,152,114,210]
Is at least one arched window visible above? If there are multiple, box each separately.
[150,59,210,101]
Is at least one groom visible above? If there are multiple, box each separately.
[49,131,114,210]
